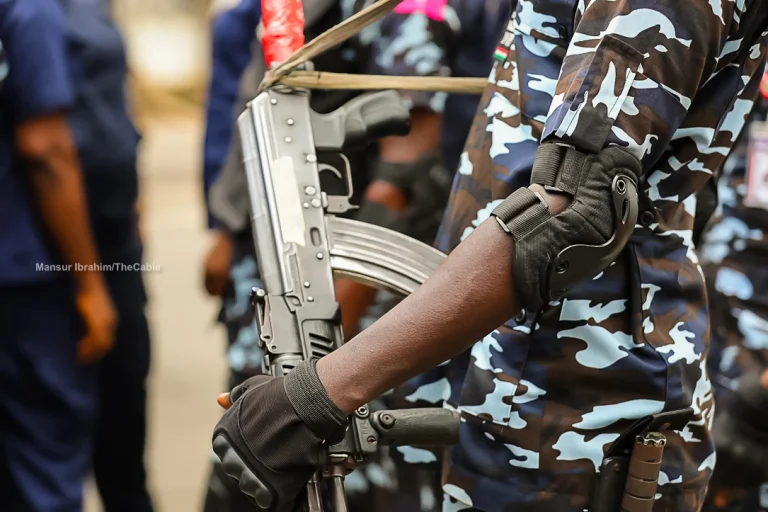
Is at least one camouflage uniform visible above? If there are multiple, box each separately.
[431,2,768,511]
[700,91,768,401]
[699,86,768,512]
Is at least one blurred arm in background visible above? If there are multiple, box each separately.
[7,0,116,364]
[202,0,261,296]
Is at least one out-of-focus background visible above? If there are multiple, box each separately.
[86,1,227,509]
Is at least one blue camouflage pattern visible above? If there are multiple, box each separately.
[429,1,768,511]
[699,85,768,512]
[220,238,265,386]
[355,0,458,113]
[700,89,768,395]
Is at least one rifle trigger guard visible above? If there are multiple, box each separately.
[318,153,356,215]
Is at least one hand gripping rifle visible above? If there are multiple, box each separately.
[236,3,460,511]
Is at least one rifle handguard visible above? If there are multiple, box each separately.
[371,408,460,447]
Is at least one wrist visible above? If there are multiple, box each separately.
[284,359,349,443]
[75,270,107,294]
[315,355,370,415]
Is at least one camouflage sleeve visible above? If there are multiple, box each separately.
[364,0,462,113]
[542,0,743,167]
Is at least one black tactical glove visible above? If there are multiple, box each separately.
[212,360,349,511]
[710,371,768,489]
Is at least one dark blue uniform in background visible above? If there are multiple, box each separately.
[202,0,260,228]
[62,0,153,510]
[0,1,98,510]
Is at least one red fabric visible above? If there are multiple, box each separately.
[761,71,768,100]
[261,0,305,67]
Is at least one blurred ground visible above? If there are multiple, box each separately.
[84,115,229,512]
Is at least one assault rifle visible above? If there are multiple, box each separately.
[237,83,460,511]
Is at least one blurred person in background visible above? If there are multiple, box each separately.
[331,0,458,339]
[201,1,366,509]
[200,1,265,510]
[334,0,508,339]
[0,0,117,510]
[699,72,768,512]
[60,0,154,510]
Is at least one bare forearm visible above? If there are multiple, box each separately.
[317,218,520,414]
[23,144,102,289]
[334,109,443,335]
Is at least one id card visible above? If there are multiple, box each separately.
[744,121,768,209]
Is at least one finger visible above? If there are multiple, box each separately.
[229,375,270,404]
[217,393,232,409]
[229,382,249,403]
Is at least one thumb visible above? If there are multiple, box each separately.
[217,393,232,410]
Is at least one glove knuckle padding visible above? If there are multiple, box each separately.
[213,378,320,511]
[491,142,641,312]
[229,375,271,403]
[212,362,349,511]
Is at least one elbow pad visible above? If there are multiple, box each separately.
[491,142,641,312]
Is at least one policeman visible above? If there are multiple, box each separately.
[0,0,117,510]
[60,0,154,510]
[699,74,768,512]
[213,0,768,510]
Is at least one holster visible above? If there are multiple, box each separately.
[589,408,693,512]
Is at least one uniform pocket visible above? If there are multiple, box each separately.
[544,34,691,162]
